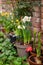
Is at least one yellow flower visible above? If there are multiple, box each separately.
[1,12,10,17]
[16,19,19,23]
[11,20,13,23]
[1,12,5,16]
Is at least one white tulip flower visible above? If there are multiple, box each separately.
[23,25,25,29]
[18,25,22,29]
[22,16,31,23]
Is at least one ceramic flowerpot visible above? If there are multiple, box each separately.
[33,6,40,12]
[28,55,43,65]
[30,50,43,60]
[32,12,40,18]
[15,43,29,57]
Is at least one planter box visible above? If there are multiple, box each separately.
[32,12,40,18]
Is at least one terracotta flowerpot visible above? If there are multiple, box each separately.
[32,12,40,18]
[30,51,36,56]
[41,7,43,13]
[15,43,29,57]
[33,6,40,12]
[28,55,43,65]
[41,13,43,19]
[30,51,43,58]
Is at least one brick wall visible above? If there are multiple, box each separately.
[0,0,2,12]
[0,0,15,12]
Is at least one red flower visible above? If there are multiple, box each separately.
[26,46,33,52]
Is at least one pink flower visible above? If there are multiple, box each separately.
[26,46,33,52]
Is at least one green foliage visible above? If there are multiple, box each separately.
[0,37,29,65]
[14,1,32,19]
[0,13,15,33]
[13,56,29,65]
[0,32,5,43]
[36,32,41,57]
[0,38,17,64]
[0,31,4,37]
[15,19,32,44]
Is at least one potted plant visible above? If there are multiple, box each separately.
[27,32,43,65]
[15,16,32,57]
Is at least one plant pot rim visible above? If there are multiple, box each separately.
[28,55,43,65]
[30,50,43,57]
[15,42,29,49]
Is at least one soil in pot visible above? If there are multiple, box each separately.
[28,55,43,65]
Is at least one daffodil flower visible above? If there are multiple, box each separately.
[18,25,22,29]
[22,16,31,23]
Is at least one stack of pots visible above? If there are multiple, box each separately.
[32,5,41,35]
